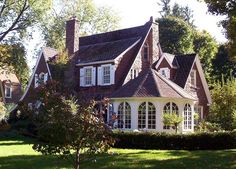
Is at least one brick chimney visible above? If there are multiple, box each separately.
[150,16,160,63]
[66,17,79,55]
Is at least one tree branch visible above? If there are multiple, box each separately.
[0,0,29,42]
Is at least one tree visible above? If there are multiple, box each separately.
[211,45,236,82]
[0,0,52,43]
[208,77,236,130]
[157,16,194,54]
[158,0,171,17]
[0,44,29,90]
[163,113,183,133]
[202,0,236,59]
[193,30,218,82]
[29,80,114,169]
[41,0,120,49]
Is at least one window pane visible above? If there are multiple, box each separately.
[118,102,131,129]
[138,102,146,129]
[85,68,92,85]
[184,104,192,130]
[103,66,110,84]
[148,102,156,129]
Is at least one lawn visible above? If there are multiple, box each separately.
[0,132,235,169]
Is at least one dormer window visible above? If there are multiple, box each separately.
[5,83,12,98]
[35,72,48,88]
[84,67,92,86]
[159,68,170,79]
[190,70,196,87]
[98,64,115,86]
[143,43,149,60]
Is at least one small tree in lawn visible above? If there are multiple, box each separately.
[163,113,183,133]
[30,80,114,169]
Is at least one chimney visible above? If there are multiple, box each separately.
[150,16,160,62]
[66,17,79,55]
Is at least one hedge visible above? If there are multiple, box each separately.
[112,131,236,150]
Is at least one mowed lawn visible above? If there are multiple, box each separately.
[0,132,236,169]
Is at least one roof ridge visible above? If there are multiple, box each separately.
[133,70,150,96]
[151,69,163,96]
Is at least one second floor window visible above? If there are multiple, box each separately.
[84,68,92,85]
[103,66,110,84]
[190,70,196,87]
[5,83,12,98]
[159,68,170,79]
[143,43,149,60]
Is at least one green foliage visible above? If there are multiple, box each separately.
[113,131,236,150]
[25,80,114,169]
[0,0,52,42]
[162,113,183,133]
[42,0,120,49]
[208,77,236,130]
[211,45,236,82]
[193,30,218,82]
[0,44,29,89]
[157,16,194,54]
[203,0,236,59]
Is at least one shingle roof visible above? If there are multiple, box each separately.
[174,54,196,88]
[111,68,196,100]
[77,37,141,64]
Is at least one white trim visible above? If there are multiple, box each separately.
[189,69,197,87]
[19,50,43,101]
[83,66,94,87]
[159,67,170,79]
[155,53,177,69]
[76,59,114,66]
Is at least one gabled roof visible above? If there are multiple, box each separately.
[76,20,152,65]
[155,53,179,69]
[174,54,196,88]
[42,47,58,61]
[77,37,141,64]
[111,68,196,100]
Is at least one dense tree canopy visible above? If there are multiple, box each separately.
[42,0,120,49]
[202,0,236,59]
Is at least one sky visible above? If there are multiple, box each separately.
[94,0,227,43]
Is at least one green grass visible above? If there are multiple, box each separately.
[0,131,235,169]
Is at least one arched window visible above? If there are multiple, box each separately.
[118,102,131,129]
[143,43,149,60]
[138,102,146,129]
[184,104,192,130]
[163,102,179,129]
[138,102,156,129]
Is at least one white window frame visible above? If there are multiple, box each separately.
[98,64,115,86]
[163,102,179,129]
[80,66,96,87]
[4,83,12,98]
[117,102,131,129]
[159,68,170,79]
[84,66,93,86]
[102,65,111,85]
[190,70,196,87]
[184,104,192,130]
[138,102,156,130]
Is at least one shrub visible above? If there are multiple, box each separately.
[113,131,236,150]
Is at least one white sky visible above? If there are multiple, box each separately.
[94,0,227,43]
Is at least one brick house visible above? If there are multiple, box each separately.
[0,70,22,105]
[19,17,211,133]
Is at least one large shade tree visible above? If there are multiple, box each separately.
[42,0,120,49]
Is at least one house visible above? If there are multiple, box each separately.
[0,69,22,105]
[19,17,211,133]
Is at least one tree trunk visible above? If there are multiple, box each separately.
[75,149,80,169]
[175,124,178,134]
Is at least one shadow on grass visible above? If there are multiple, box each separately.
[0,155,71,169]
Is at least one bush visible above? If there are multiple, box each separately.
[113,131,236,150]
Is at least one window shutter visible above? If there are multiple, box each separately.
[80,68,84,87]
[97,66,102,85]
[110,65,115,84]
[92,67,96,86]
[35,74,39,88]
[44,73,48,83]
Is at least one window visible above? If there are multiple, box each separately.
[103,66,110,84]
[194,105,203,125]
[138,102,156,129]
[190,70,196,87]
[98,64,115,86]
[143,43,149,60]
[4,83,12,98]
[130,69,139,79]
[84,67,92,85]
[159,68,170,79]
[163,102,179,129]
[117,102,131,129]
[184,104,192,130]
[35,72,48,88]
